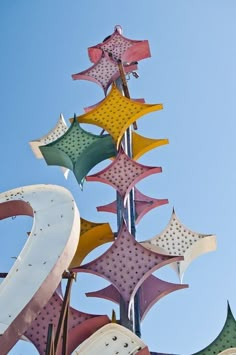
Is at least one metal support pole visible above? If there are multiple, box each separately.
[46,323,55,355]
[54,272,75,353]
[61,305,69,355]
[116,61,141,337]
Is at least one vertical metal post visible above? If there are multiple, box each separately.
[115,78,132,331]
[61,305,69,355]
[116,61,141,337]
[46,323,55,355]
[54,272,75,353]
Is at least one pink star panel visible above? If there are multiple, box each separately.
[73,222,183,317]
[72,52,137,94]
[97,187,168,224]
[86,275,188,321]
[135,189,168,223]
[88,25,151,64]
[24,287,110,354]
[86,148,162,205]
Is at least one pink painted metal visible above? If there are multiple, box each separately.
[134,189,168,223]
[97,187,168,224]
[86,148,162,206]
[88,26,151,64]
[136,346,151,355]
[86,284,120,304]
[73,222,183,316]
[138,275,188,320]
[86,275,188,321]
[24,287,110,354]
[72,52,137,94]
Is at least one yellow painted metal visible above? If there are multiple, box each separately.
[111,310,117,323]
[72,84,163,148]
[69,219,114,268]
[132,131,169,160]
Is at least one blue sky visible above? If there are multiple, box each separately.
[1,1,236,354]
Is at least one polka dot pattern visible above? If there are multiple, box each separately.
[69,221,114,268]
[50,121,98,165]
[29,115,68,161]
[86,148,162,201]
[86,275,187,321]
[72,52,136,94]
[194,305,236,354]
[75,323,147,354]
[88,28,150,64]
[77,84,162,146]
[142,210,216,281]
[40,115,68,145]
[144,211,212,256]
[75,223,181,304]
[40,120,116,185]
[80,218,102,235]
[24,288,109,354]
[96,32,133,61]
[97,187,168,224]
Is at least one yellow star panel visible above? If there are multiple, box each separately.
[132,131,169,160]
[72,84,163,148]
[69,218,114,268]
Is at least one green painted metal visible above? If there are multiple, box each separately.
[194,304,236,354]
[40,117,116,186]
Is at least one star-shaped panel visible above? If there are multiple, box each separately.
[132,131,169,160]
[86,275,188,321]
[193,304,236,354]
[29,114,68,158]
[73,222,183,317]
[84,106,168,161]
[69,218,115,268]
[141,209,217,282]
[84,97,145,113]
[86,148,162,205]
[29,114,69,178]
[24,287,110,354]
[72,84,163,148]
[39,118,116,186]
[88,25,151,64]
[97,187,168,224]
[72,52,137,94]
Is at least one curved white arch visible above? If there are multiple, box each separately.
[72,323,147,354]
[219,349,236,355]
[0,184,80,353]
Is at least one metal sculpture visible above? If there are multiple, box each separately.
[0,185,80,353]
[1,25,232,355]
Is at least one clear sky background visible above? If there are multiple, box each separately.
[1,1,236,354]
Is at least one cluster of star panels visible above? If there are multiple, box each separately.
[27,27,236,354]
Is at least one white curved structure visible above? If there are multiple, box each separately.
[0,184,80,353]
[73,323,147,354]
[219,349,236,355]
